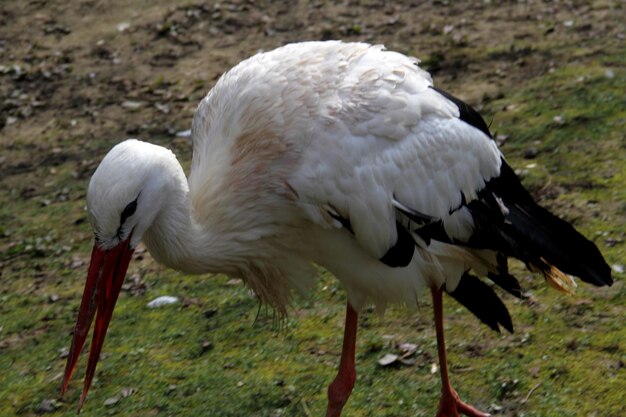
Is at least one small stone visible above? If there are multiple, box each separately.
[155,102,169,113]
[147,296,179,308]
[104,396,120,407]
[489,403,503,412]
[430,362,438,374]
[378,353,398,367]
[70,256,85,269]
[175,129,192,138]
[122,100,144,110]
[553,115,564,125]
[398,343,417,354]
[524,147,539,159]
[58,347,69,359]
[20,106,33,118]
[117,22,131,32]
[200,340,214,354]
[495,134,509,145]
[37,399,59,413]
[611,264,624,274]
[121,387,135,397]
[399,357,416,366]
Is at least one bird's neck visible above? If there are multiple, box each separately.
[140,160,243,276]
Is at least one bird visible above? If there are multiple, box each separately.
[60,41,612,416]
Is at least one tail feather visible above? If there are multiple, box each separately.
[468,161,612,288]
[505,198,612,287]
[488,253,523,298]
[404,159,610,334]
[447,272,514,333]
[487,270,523,298]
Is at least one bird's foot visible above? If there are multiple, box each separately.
[435,388,491,417]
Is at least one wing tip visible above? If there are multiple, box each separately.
[447,272,514,334]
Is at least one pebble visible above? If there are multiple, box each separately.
[524,147,539,159]
[147,295,179,308]
[175,129,192,138]
[117,22,131,32]
[37,399,59,413]
[377,353,398,367]
[104,396,120,407]
[495,134,509,145]
[121,100,144,110]
[200,340,214,354]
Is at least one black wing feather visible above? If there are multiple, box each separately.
[430,86,492,138]
[379,222,415,267]
[467,161,612,287]
[447,272,514,333]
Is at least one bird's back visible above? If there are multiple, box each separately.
[188,41,431,208]
[188,41,497,246]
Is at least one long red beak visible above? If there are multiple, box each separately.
[60,235,134,411]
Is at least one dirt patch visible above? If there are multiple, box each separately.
[2,1,623,160]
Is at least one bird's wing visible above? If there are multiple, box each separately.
[288,55,502,261]
[288,43,610,294]
[188,41,499,243]
[189,40,499,273]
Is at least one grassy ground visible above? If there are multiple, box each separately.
[0,1,624,416]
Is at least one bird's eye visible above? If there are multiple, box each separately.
[120,199,138,225]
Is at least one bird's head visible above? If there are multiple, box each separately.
[86,139,177,249]
[60,139,181,409]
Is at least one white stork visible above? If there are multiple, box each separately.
[60,41,612,416]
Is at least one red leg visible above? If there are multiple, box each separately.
[431,287,491,417]
[325,302,358,417]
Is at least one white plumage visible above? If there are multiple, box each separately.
[62,41,611,416]
[187,41,503,309]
